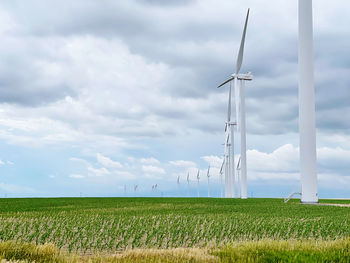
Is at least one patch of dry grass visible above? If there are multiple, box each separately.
[0,242,216,262]
[2,239,350,262]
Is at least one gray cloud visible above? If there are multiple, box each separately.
[2,0,350,198]
[0,0,349,139]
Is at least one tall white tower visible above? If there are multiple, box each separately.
[240,79,247,199]
[298,0,318,203]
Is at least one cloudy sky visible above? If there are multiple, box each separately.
[0,0,349,198]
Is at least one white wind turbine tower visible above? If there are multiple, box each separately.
[220,81,236,198]
[236,156,241,198]
[187,172,190,197]
[177,175,180,195]
[298,0,318,203]
[134,184,138,196]
[219,160,224,198]
[218,9,252,199]
[207,166,211,197]
[196,169,200,198]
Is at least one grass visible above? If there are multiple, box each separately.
[215,239,350,263]
[1,239,350,262]
[0,241,216,262]
[0,197,350,261]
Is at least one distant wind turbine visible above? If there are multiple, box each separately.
[236,156,241,198]
[219,160,225,198]
[207,166,211,197]
[187,172,190,197]
[197,169,200,198]
[134,184,138,196]
[177,175,180,194]
[218,9,252,199]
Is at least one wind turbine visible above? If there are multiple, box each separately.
[220,96,235,198]
[134,184,138,196]
[187,172,190,197]
[196,169,200,198]
[224,120,234,198]
[219,160,225,198]
[218,9,252,199]
[177,175,180,195]
[207,166,211,197]
[298,0,318,203]
[236,156,241,198]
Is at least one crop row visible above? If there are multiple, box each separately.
[0,212,349,252]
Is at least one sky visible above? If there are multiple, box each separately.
[0,0,349,198]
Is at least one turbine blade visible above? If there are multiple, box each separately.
[236,9,250,75]
[217,76,234,88]
[220,160,225,174]
[237,156,241,170]
[226,130,230,144]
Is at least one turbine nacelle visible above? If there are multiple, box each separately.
[236,72,253,81]
[224,121,237,132]
[217,72,253,89]
[226,121,237,125]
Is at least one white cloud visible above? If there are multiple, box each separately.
[97,153,122,168]
[140,158,160,165]
[169,160,196,167]
[142,165,165,174]
[0,8,17,35]
[318,147,350,163]
[69,157,90,165]
[201,156,223,168]
[247,144,299,173]
[246,144,350,175]
[318,173,350,189]
[144,173,162,180]
[248,172,299,181]
[115,171,136,180]
[69,174,85,179]
[0,160,14,166]
[88,166,110,177]
[244,144,350,183]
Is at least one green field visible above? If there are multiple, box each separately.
[0,197,350,262]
